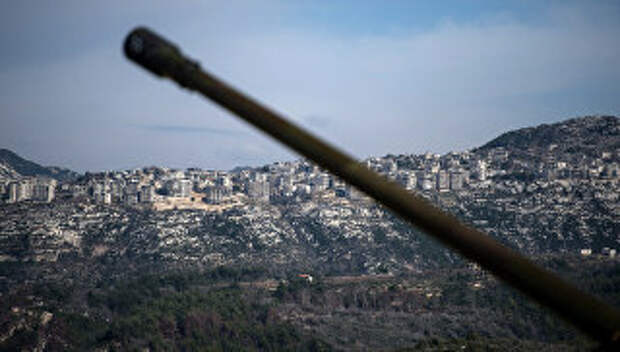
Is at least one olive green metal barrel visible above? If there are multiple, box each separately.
[124,27,620,346]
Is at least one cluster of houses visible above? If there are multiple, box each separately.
[1,146,617,210]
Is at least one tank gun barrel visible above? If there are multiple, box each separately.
[124,27,620,346]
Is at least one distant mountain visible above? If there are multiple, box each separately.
[0,149,78,181]
[476,115,619,160]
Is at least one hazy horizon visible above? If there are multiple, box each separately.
[2,114,617,174]
[2,1,620,172]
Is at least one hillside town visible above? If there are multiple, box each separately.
[0,116,618,268]
[0,116,618,351]
[1,137,617,211]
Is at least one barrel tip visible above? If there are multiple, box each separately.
[123,26,188,79]
[123,26,151,60]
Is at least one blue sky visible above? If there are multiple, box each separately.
[1,1,619,172]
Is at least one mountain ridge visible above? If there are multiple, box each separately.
[0,148,78,181]
[3,115,618,177]
[474,115,619,160]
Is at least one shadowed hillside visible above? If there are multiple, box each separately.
[0,149,78,181]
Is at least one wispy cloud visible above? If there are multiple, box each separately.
[135,124,243,136]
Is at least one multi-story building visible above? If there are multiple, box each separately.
[32,178,57,202]
[474,160,488,181]
[449,172,464,191]
[205,185,229,204]
[140,185,156,203]
[247,176,270,202]
[397,171,417,191]
[436,171,450,192]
